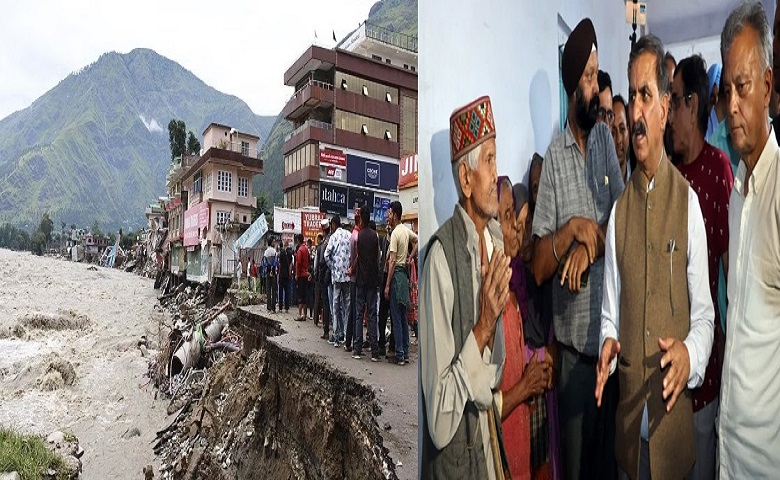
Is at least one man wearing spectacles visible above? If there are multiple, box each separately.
[668,54,734,480]
[598,70,615,127]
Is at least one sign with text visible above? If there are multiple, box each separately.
[301,211,326,243]
[372,195,392,224]
[348,188,375,220]
[398,153,418,188]
[365,161,380,187]
[346,154,399,191]
[319,147,347,167]
[273,206,302,234]
[320,184,348,217]
[320,164,346,183]
[400,186,419,216]
[183,202,210,247]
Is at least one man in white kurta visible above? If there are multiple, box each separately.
[421,206,506,480]
[718,3,780,477]
[420,95,512,479]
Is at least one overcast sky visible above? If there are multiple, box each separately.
[0,0,377,119]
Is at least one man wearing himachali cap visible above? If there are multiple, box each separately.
[420,95,512,479]
[530,18,624,480]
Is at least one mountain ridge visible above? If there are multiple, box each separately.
[0,47,276,231]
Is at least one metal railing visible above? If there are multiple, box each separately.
[288,79,334,104]
[284,120,333,142]
[210,141,264,160]
[365,22,418,53]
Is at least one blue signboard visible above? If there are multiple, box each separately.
[373,195,391,224]
[346,154,399,191]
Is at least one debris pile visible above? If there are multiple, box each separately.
[149,308,397,480]
[148,295,243,415]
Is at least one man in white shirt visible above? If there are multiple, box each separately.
[718,3,780,477]
[594,34,714,480]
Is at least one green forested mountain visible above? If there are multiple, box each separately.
[0,48,275,232]
[256,0,417,208]
[368,0,418,37]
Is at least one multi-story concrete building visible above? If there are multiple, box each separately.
[165,154,197,276]
[179,123,263,283]
[281,22,417,224]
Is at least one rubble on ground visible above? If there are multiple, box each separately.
[148,307,397,480]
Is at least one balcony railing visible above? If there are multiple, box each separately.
[288,79,334,104]
[210,141,264,160]
[365,22,418,53]
[284,120,333,142]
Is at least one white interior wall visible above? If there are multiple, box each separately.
[419,0,634,245]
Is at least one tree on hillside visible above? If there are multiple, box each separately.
[168,119,187,161]
[256,193,271,215]
[39,213,54,246]
[31,231,45,256]
[187,131,201,156]
[91,220,103,238]
[120,229,137,250]
[0,224,32,251]
[252,193,271,223]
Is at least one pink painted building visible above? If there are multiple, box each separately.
[180,123,264,282]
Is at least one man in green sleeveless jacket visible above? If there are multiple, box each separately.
[595,34,714,480]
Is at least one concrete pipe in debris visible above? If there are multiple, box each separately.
[170,314,229,376]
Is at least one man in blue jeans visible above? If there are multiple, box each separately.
[325,215,352,347]
[384,200,417,365]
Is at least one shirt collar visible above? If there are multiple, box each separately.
[749,125,779,195]
[563,122,578,149]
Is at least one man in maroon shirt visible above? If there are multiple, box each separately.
[295,233,311,322]
[668,54,734,480]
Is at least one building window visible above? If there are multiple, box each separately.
[385,59,391,64]
[362,85,368,96]
[216,210,231,225]
[204,172,212,193]
[334,109,398,142]
[241,141,249,156]
[217,170,232,192]
[193,171,202,194]
[238,177,248,197]
[372,54,382,61]
[334,72,398,104]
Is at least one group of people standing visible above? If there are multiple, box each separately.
[259,201,420,365]
[421,2,780,479]
[254,235,313,321]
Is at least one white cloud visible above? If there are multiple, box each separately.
[0,0,378,119]
[139,115,163,134]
